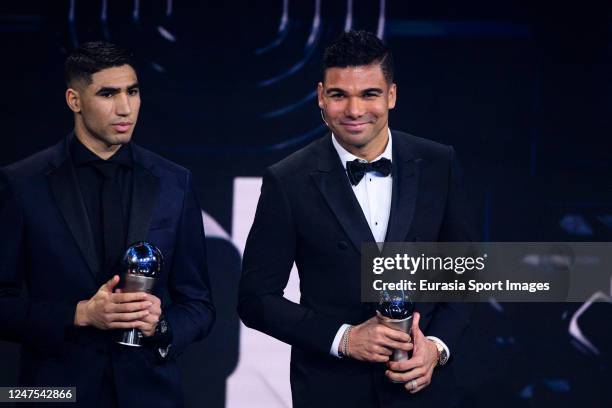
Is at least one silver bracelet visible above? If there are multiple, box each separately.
[342,326,353,358]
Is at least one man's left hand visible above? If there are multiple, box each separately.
[113,291,162,337]
[385,312,439,393]
[137,293,162,337]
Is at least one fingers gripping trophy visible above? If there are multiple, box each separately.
[376,289,414,366]
[117,241,163,347]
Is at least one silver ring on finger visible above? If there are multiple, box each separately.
[410,379,418,390]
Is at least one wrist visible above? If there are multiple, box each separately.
[149,314,172,346]
[428,339,440,366]
[339,325,353,358]
[427,338,449,366]
[74,300,89,327]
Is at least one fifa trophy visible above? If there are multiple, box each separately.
[376,289,414,364]
[117,241,163,347]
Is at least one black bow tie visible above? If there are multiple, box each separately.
[346,158,392,185]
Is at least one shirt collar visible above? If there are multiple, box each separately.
[332,128,392,169]
[70,135,133,168]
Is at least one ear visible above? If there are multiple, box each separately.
[65,88,81,113]
[317,82,324,109]
[387,83,397,110]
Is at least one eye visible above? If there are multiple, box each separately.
[363,92,379,99]
[330,93,345,100]
[128,89,139,96]
[99,91,113,98]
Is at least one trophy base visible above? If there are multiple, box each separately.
[376,311,413,379]
[117,328,143,347]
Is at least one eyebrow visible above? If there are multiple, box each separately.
[325,87,383,94]
[95,82,140,95]
[361,88,383,94]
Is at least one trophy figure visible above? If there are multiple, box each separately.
[376,289,414,366]
[117,241,163,347]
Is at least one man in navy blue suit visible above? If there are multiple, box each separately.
[0,41,215,407]
[239,31,474,407]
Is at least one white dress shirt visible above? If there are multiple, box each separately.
[328,130,450,361]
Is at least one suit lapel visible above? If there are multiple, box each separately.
[385,132,420,243]
[48,138,100,279]
[310,137,374,253]
[126,145,160,246]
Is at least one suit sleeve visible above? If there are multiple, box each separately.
[426,146,475,353]
[0,170,75,352]
[164,171,215,358]
[238,169,344,355]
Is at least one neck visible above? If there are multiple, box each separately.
[337,128,389,162]
[74,122,121,160]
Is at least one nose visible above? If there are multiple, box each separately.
[345,97,364,119]
[115,93,132,116]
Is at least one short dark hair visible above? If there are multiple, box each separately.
[65,41,136,87]
[322,30,394,83]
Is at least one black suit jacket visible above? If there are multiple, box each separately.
[238,131,474,408]
[0,135,215,408]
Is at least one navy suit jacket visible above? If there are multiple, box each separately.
[0,135,215,407]
[239,131,474,408]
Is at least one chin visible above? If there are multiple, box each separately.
[339,133,372,148]
[107,133,133,145]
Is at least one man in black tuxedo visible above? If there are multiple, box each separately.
[238,31,473,407]
[0,42,215,407]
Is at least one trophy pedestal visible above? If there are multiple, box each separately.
[377,311,413,383]
[117,274,155,347]
[122,274,155,292]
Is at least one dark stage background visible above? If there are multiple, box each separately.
[1,1,611,407]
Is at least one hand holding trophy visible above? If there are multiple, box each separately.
[376,288,414,368]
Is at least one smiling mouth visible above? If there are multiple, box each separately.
[341,122,369,130]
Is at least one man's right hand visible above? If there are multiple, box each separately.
[345,316,413,363]
[74,275,152,330]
